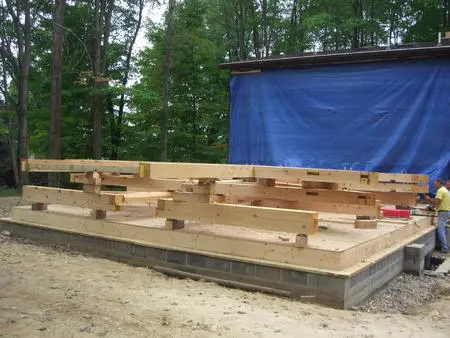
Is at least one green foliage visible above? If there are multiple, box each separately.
[2,0,448,170]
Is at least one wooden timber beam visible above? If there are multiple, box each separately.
[23,186,171,211]
[213,183,377,205]
[156,199,319,235]
[172,192,211,203]
[122,191,173,204]
[22,159,140,174]
[227,198,381,217]
[23,159,428,192]
[254,166,379,185]
[371,191,417,206]
[70,173,188,192]
[377,172,428,184]
[139,162,255,179]
[339,182,428,193]
[23,186,124,211]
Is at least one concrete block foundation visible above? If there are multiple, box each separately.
[403,243,425,276]
[0,218,436,309]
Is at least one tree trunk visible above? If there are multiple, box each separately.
[261,0,268,56]
[237,1,246,60]
[359,0,364,46]
[18,0,31,187]
[49,0,65,187]
[90,0,114,160]
[160,0,176,161]
[1,56,19,188]
[442,0,449,31]
[91,0,105,159]
[370,0,375,46]
[251,1,261,58]
[352,0,359,49]
[289,0,298,51]
[111,0,144,160]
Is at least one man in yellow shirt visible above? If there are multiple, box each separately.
[426,179,450,253]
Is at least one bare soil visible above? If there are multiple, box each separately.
[1,197,450,338]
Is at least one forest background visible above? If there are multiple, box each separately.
[1,0,449,187]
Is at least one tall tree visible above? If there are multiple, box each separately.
[0,3,18,187]
[91,0,114,159]
[0,49,19,187]
[49,0,66,187]
[2,0,33,187]
[160,0,176,161]
[109,0,145,160]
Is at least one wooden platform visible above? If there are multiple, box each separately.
[9,204,434,276]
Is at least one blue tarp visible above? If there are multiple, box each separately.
[229,59,450,189]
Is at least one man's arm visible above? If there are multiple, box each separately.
[425,193,441,209]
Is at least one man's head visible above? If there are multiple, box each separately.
[434,179,444,189]
[446,180,450,190]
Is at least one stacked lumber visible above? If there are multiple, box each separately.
[20,159,428,244]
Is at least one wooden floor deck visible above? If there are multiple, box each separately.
[9,204,434,276]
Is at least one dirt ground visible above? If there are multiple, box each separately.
[1,198,450,338]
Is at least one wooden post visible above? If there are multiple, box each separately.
[165,219,185,230]
[83,171,106,219]
[294,234,308,248]
[31,202,47,211]
[83,171,102,194]
[90,209,107,220]
[354,216,377,229]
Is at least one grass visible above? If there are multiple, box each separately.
[0,187,19,197]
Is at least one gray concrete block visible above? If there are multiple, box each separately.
[308,274,346,301]
[348,267,371,288]
[281,270,307,285]
[167,250,186,265]
[403,243,425,276]
[187,253,209,269]
[210,258,232,273]
[345,257,403,308]
[255,265,281,282]
[110,241,132,257]
[231,262,255,277]
[146,247,167,262]
[130,244,147,257]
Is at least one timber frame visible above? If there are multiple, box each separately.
[20,159,428,240]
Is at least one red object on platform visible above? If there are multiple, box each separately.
[381,208,411,218]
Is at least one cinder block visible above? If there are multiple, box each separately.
[281,270,308,285]
[308,274,346,300]
[146,247,167,262]
[210,258,232,273]
[187,253,209,269]
[345,258,403,308]
[110,241,132,256]
[167,250,186,265]
[348,267,371,288]
[131,244,148,258]
[255,265,281,282]
[403,243,425,276]
[231,262,255,277]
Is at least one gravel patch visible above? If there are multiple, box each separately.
[357,273,439,314]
